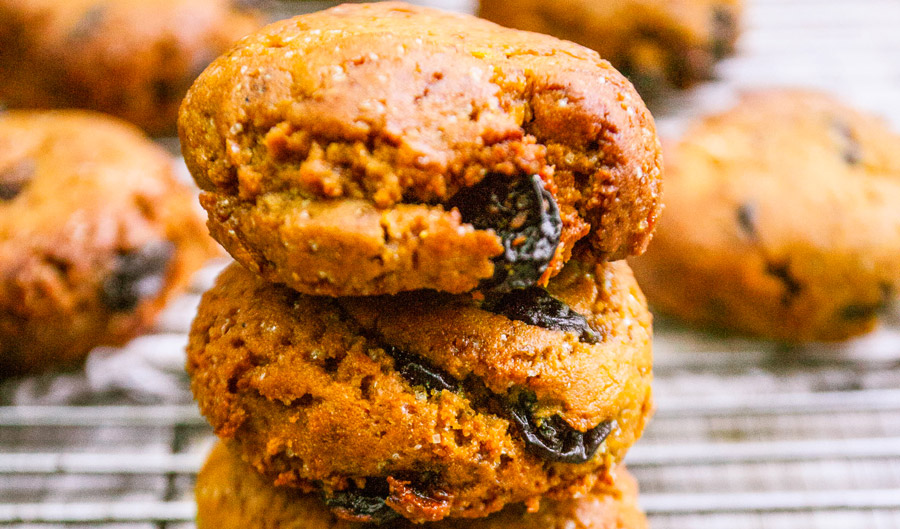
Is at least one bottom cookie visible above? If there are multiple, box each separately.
[196,441,648,529]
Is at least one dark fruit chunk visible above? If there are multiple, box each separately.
[711,6,738,59]
[389,346,457,394]
[509,394,613,464]
[101,241,174,312]
[485,287,600,344]
[840,283,895,320]
[449,173,561,293]
[325,479,399,524]
[386,476,453,523]
[152,79,179,104]
[833,119,863,165]
[736,202,758,239]
[0,158,36,201]
[68,4,106,41]
[765,260,802,304]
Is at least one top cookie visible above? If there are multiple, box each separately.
[0,0,262,135]
[630,90,900,342]
[179,1,663,297]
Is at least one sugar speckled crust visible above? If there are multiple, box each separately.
[0,110,217,376]
[631,90,900,342]
[179,2,663,297]
[187,259,653,522]
[196,442,648,529]
[479,0,742,101]
[0,0,261,135]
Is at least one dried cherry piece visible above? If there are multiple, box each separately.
[736,202,758,240]
[509,394,613,464]
[449,173,561,293]
[386,475,453,523]
[833,119,863,165]
[840,283,895,320]
[388,346,457,394]
[101,241,174,312]
[711,6,738,59]
[324,479,399,524]
[485,287,600,344]
[0,158,36,201]
[68,4,106,41]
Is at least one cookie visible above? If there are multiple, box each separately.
[179,1,663,297]
[187,258,653,522]
[196,441,648,529]
[630,90,900,342]
[0,110,217,376]
[478,0,742,101]
[0,0,261,135]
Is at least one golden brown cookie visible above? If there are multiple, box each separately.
[187,259,653,522]
[631,90,900,342]
[0,0,261,135]
[0,110,217,376]
[179,2,663,297]
[479,0,742,101]
[196,441,648,529]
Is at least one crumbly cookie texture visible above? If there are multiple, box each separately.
[479,0,742,101]
[631,90,900,342]
[187,259,653,522]
[0,0,261,135]
[196,442,648,529]
[179,1,662,297]
[0,110,217,376]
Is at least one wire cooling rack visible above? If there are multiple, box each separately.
[2,0,900,527]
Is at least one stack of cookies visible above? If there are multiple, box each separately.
[180,3,663,528]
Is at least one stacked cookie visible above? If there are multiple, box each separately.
[181,3,662,528]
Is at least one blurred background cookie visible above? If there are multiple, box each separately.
[478,0,742,103]
[196,441,649,529]
[179,2,663,297]
[631,89,900,342]
[0,0,262,135]
[187,258,652,522]
[0,110,218,376]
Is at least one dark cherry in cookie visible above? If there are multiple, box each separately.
[180,2,663,297]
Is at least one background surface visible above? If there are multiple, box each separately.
[2,1,900,527]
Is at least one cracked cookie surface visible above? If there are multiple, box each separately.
[0,110,217,376]
[187,258,653,522]
[478,0,742,102]
[630,90,900,342]
[179,1,663,297]
[195,441,648,529]
[0,0,261,135]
